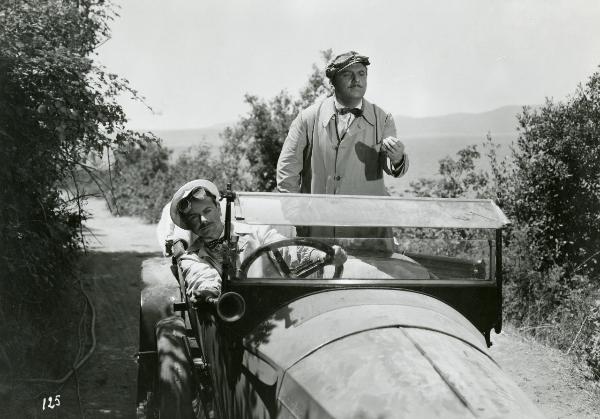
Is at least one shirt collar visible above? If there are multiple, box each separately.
[320,96,375,127]
[334,98,363,113]
[186,221,252,253]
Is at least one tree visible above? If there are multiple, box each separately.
[408,142,491,199]
[111,142,171,222]
[511,68,600,273]
[111,142,222,223]
[0,0,156,296]
[219,50,333,191]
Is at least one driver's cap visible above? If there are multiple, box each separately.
[170,179,220,229]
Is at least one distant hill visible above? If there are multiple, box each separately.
[154,105,526,153]
[152,122,229,156]
[394,105,524,136]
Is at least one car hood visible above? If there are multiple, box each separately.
[277,326,543,418]
[240,289,543,418]
[243,288,488,369]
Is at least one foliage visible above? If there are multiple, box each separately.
[406,80,600,376]
[0,0,156,301]
[409,144,489,198]
[0,0,157,399]
[408,134,512,201]
[111,142,222,223]
[499,69,600,377]
[511,70,600,273]
[219,50,333,191]
[110,51,335,220]
[110,142,171,222]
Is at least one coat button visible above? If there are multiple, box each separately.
[335,175,341,181]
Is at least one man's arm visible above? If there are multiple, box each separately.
[381,113,409,178]
[256,225,347,268]
[156,201,194,257]
[179,253,221,303]
[171,225,194,258]
[277,113,308,193]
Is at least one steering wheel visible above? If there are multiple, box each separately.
[239,238,344,280]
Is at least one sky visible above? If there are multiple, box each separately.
[96,0,600,130]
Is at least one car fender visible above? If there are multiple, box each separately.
[139,256,181,351]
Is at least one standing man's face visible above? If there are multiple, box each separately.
[332,63,368,106]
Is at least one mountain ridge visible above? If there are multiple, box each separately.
[153,105,527,150]
[394,105,525,135]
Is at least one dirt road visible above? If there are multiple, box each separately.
[52,198,600,418]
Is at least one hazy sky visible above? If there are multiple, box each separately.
[97,0,600,130]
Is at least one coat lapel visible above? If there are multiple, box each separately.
[318,96,336,129]
[317,97,338,148]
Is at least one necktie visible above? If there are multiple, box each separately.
[204,237,228,267]
[205,236,226,250]
[339,107,363,117]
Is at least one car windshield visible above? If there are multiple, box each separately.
[233,192,509,229]
[232,193,507,282]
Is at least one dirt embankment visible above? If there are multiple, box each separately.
[7,198,599,418]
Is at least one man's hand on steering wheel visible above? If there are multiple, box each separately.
[240,238,347,279]
[308,245,347,267]
[332,245,347,266]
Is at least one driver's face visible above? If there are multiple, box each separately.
[182,197,223,240]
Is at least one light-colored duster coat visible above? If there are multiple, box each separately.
[179,223,286,297]
[277,96,409,196]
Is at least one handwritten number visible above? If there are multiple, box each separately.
[42,395,61,411]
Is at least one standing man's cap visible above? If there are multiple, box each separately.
[325,51,370,80]
[170,179,220,229]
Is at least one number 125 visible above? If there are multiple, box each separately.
[42,395,61,410]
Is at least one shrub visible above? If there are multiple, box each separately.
[110,142,171,222]
[511,69,600,274]
[111,142,222,223]
[407,122,600,379]
[409,144,490,198]
[0,0,155,297]
[0,0,155,396]
[219,50,333,191]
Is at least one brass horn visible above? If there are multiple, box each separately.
[216,292,246,322]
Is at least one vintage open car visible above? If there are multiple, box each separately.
[137,189,544,418]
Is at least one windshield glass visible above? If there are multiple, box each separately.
[237,222,495,282]
[230,193,505,282]
[234,192,509,229]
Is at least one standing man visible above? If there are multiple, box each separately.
[277,51,409,196]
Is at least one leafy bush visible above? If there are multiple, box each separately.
[110,50,336,218]
[502,69,600,377]
[406,86,600,377]
[0,0,155,297]
[409,144,490,198]
[503,246,600,379]
[111,142,223,222]
[0,0,156,396]
[511,69,600,274]
[583,301,600,378]
[110,142,171,222]
[219,50,333,191]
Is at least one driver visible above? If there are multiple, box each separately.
[168,179,347,304]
